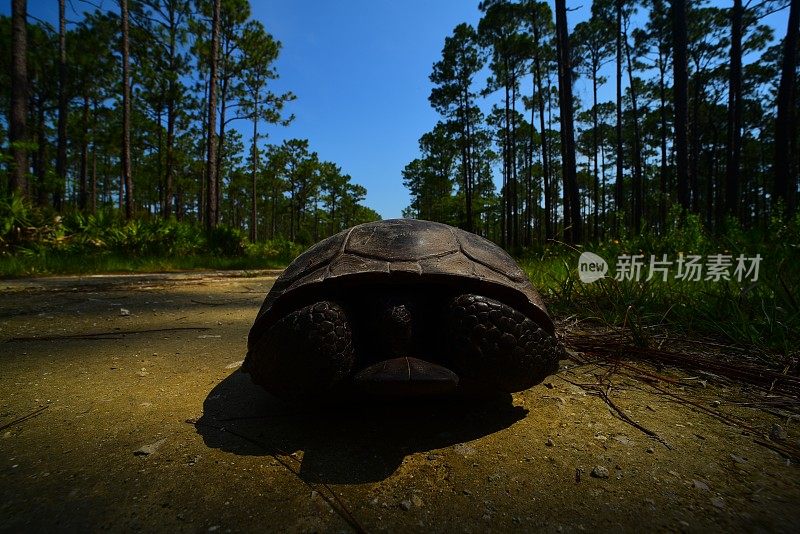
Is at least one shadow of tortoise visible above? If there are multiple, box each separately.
[194,370,528,484]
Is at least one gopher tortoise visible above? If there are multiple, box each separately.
[244,219,562,400]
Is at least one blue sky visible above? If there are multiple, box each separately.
[5,1,791,219]
[256,0,786,219]
[250,0,484,219]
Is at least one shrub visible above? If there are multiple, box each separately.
[207,225,248,256]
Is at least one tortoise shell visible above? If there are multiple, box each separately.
[248,219,554,350]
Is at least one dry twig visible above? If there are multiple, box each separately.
[562,330,800,460]
[565,331,800,398]
[0,405,48,431]
[557,375,672,449]
[5,326,210,343]
[597,387,673,450]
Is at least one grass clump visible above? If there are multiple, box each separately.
[520,212,800,357]
[0,202,303,277]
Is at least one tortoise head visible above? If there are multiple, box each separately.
[351,297,459,397]
[352,357,459,397]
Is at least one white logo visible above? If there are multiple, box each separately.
[578,251,608,283]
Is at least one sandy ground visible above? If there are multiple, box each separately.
[0,271,798,533]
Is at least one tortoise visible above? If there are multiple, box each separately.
[243,219,563,400]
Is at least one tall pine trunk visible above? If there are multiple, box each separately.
[547,77,556,236]
[624,28,644,232]
[120,0,134,219]
[601,134,607,237]
[197,79,208,225]
[79,94,89,210]
[156,108,163,213]
[250,93,259,243]
[526,127,533,245]
[531,6,551,241]
[555,0,581,243]
[35,95,46,206]
[55,0,67,211]
[502,80,510,247]
[725,0,743,219]
[205,0,221,230]
[672,0,690,211]
[163,4,179,218]
[774,0,800,215]
[592,60,599,240]
[9,0,28,197]
[91,100,98,214]
[690,78,701,213]
[706,114,719,229]
[165,96,175,217]
[658,47,668,228]
[614,0,624,235]
[215,72,229,227]
[511,82,519,248]
[461,73,474,233]
[269,181,277,239]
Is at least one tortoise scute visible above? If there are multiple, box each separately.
[388,261,423,275]
[328,254,389,278]
[418,252,474,276]
[279,230,347,284]
[345,219,460,261]
[455,228,528,283]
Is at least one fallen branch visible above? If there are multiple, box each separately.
[5,326,210,343]
[597,386,673,450]
[190,299,226,307]
[0,405,48,431]
[557,375,672,449]
[647,382,800,461]
[565,331,800,397]
[190,298,255,307]
[753,439,800,461]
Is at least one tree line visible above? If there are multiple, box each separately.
[1,0,379,246]
[403,0,800,247]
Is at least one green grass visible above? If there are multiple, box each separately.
[520,238,799,357]
[0,205,302,277]
[0,250,288,277]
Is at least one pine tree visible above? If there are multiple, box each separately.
[9,0,28,197]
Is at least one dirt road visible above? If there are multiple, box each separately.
[1,271,798,532]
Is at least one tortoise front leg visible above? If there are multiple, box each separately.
[445,294,562,393]
[244,300,354,401]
